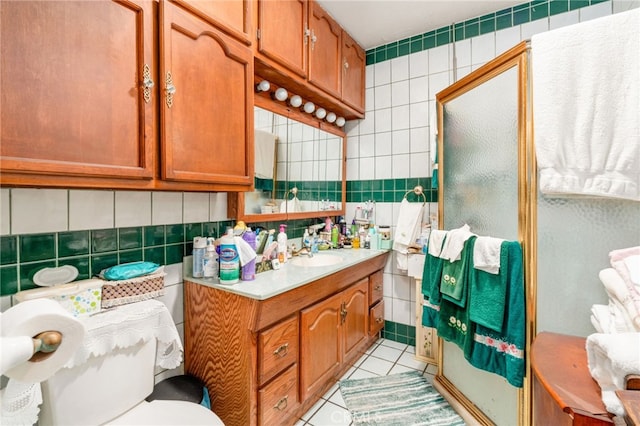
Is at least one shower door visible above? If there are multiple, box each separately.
[435,42,531,426]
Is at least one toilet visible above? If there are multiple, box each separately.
[36,300,224,426]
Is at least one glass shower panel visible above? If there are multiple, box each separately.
[442,66,519,238]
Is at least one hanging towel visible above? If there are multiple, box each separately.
[469,240,511,333]
[280,196,302,213]
[467,241,525,388]
[421,234,448,328]
[473,236,505,274]
[440,237,476,307]
[393,198,425,270]
[254,129,277,180]
[439,224,474,262]
[428,230,448,257]
[531,9,640,201]
[586,332,640,416]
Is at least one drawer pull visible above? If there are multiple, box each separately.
[273,343,289,358]
[376,317,384,324]
[374,285,382,291]
[274,396,288,411]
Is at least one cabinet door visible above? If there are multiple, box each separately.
[308,0,341,99]
[171,0,251,44]
[341,31,365,113]
[0,0,155,180]
[300,291,341,401]
[257,0,307,78]
[342,278,369,362]
[160,1,253,186]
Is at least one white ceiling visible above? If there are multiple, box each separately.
[316,0,525,50]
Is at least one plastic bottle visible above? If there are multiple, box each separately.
[331,225,339,248]
[241,229,257,281]
[219,229,240,284]
[192,237,207,278]
[303,229,311,248]
[202,238,218,279]
[277,224,288,263]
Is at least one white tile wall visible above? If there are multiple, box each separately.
[347,0,622,328]
[69,190,114,231]
[11,189,68,235]
[1,189,10,235]
[115,191,152,228]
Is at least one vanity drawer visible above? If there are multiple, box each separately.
[258,363,299,426]
[369,270,384,305]
[369,300,385,335]
[258,315,299,385]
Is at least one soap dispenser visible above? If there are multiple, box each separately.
[277,224,288,263]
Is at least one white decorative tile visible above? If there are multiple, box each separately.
[375,131,392,157]
[115,191,151,228]
[392,154,410,178]
[359,157,375,180]
[392,129,410,154]
[183,193,209,223]
[1,189,10,236]
[365,64,375,88]
[453,38,471,67]
[521,18,550,41]
[410,152,430,178]
[391,104,410,131]
[69,190,114,231]
[359,134,375,157]
[410,126,429,153]
[580,1,612,21]
[428,72,450,101]
[391,80,410,107]
[428,45,449,74]
[152,192,183,225]
[359,114,375,135]
[383,295,393,320]
[375,203,393,228]
[390,55,409,82]
[374,84,392,109]
[346,158,359,181]
[613,0,639,14]
[382,272,393,298]
[495,26,521,56]
[374,155,392,179]
[365,87,375,113]
[374,60,391,86]
[370,344,403,363]
[393,274,411,301]
[374,108,392,133]
[409,101,429,128]
[308,401,351,426]
[346,135,360,159]
[359,355,393,375]
[11,189,68,235]
[380,339,408,351]
[163,262,183,285]
[409,50,429,79]
[392,298,412,324]
[471,32,496,66]
[550,10,579,29]
[455,66,472,82]
[409,75,429,104]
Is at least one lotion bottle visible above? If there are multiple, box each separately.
[277,224,288,263]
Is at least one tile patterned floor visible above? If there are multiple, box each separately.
[295,338,439,426]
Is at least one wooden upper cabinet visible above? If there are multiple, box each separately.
[160,1,253,186]
[341,31,365,113]
[0,0,155,181]
[256,0,308,79]
[170,0,251,44]
[308,0,342,99]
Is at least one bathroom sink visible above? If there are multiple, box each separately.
[289,254,343,268]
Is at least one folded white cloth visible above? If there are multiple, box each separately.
[439,224,474,262]
[234,236,257,267]
[280,196,301,213]
[625,255,640,286]
[393,198,424,272]
[532,9,640,201]
[590,304,609,333]
[600,268,640,329]
[609,247,640,326]
[428,229,448,257]
[586,332,640,416]
[473,236,505,274]
[254,129,277,180]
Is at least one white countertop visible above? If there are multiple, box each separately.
[184,249,389,300]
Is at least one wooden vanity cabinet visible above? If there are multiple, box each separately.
[1,0,253,192]
[183,252,388,426]
[368,270,385,335]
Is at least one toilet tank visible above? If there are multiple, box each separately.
[38,338,156,426]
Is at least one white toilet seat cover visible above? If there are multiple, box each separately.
[107,400,224,425]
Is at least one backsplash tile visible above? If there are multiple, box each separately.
[91,229,118,253]
[1,189,9,235]
[58,230,90,257]
[115,191,152,228]
[11,188,68,235]
[20,233,56,263]
[1,236,17,265]
[118,227,142,250]
[69,190,114,231]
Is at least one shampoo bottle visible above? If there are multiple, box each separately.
[277,224,288,263]
[219,229,239,284]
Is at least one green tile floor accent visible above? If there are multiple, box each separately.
[365,0,608,64]
[382,320,417,347]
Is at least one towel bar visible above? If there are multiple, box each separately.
[403,185,427,204]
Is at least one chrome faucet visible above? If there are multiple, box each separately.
[293,246,313,258]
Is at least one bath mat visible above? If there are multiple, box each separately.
[339,370,465,425]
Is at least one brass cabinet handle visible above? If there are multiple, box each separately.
[376,317,383,324]
[274,395,288,411]
[142,64,154,104]
[343,59,349,70]
[374,285,382,291]
[340,301,347,324]
[273,343,289,358]
[304,27,310,45]
[310,29,317,50]
[165,72,176,108]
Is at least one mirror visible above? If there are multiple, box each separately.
[228,102,346,222]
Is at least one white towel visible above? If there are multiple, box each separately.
[590,304,609,333]
[625,255,640,286]
[609,247,640,323]
[586,332,640,416]
[473,236,505,274]
[280,197,301,213]
[393,199,424,271]
[600,268,640,330]
[254,129,277,180]
[531,9,640,201]
[428,230,448,257]
[439,224,474,262]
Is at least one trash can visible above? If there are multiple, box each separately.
[146,374,211,409]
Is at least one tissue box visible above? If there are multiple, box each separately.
[380,239,393,250]
[101,269,166,308]
[14,279,104,317]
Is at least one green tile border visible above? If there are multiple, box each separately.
[382,320,416,347]
[365,0,607,65]
[347,177,436,205]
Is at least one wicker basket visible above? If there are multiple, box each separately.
[101,269,166,308]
